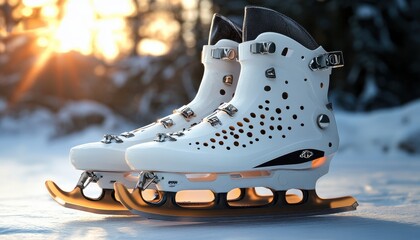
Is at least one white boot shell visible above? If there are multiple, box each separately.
[70,39,240,189]
[126,32,340,192]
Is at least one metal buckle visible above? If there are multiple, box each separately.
[174,105,195,121]
[309,51,344,71]
[211,47,237,60]
[101,134,123,144]
[218,103,238,117]
[101,130,135,143]
[155,133,177,142]
[154,131,185,142]
[159,117,174,129]
[205,112,222,126]
[171,131,185,137]
[223,75,233,86]
[250,42,276,54]
[120,131,135,138]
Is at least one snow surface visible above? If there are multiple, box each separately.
[1,100,420,239]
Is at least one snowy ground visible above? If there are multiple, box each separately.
[1,100,420,239]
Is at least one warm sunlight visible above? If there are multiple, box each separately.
[20,0,177,60]
[136,12,181,56]
[4,0,191,104]
[137,38,170,56]
[92,0,136,17]
[53,0,95,55]
[54,0,95,54]
[22,0,55,8]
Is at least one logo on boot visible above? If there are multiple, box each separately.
[299,150,314,159]
[168,180,178,187]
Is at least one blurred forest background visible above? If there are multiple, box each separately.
[0,0,419,137]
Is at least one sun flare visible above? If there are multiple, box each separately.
[53,0,95,55]
[5,0,199,104]
[21,0,175,60]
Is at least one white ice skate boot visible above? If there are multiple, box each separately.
[116,6,357,221]
[45,14,242,214]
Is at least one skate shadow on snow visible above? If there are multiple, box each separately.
[58,215,420,239]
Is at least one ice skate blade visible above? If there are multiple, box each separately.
[114,182,358,222]
[45,180,132,215]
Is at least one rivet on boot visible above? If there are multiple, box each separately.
[265,68,276,78]
[317,114,330,129]
[223,75,234,86]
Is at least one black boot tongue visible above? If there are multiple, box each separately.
[209,14,242,45]
[243,6,319,50]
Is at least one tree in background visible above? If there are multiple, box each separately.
[213,0,420,110]
[0,0,419,137]
[0,0,213,136]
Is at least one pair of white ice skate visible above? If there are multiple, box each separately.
[46,6,357,221]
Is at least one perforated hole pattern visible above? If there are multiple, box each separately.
[189,84,308,150]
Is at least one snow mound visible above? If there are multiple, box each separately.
[54,100,127,137]
[0,106,54,136]
[336,99,420,160]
